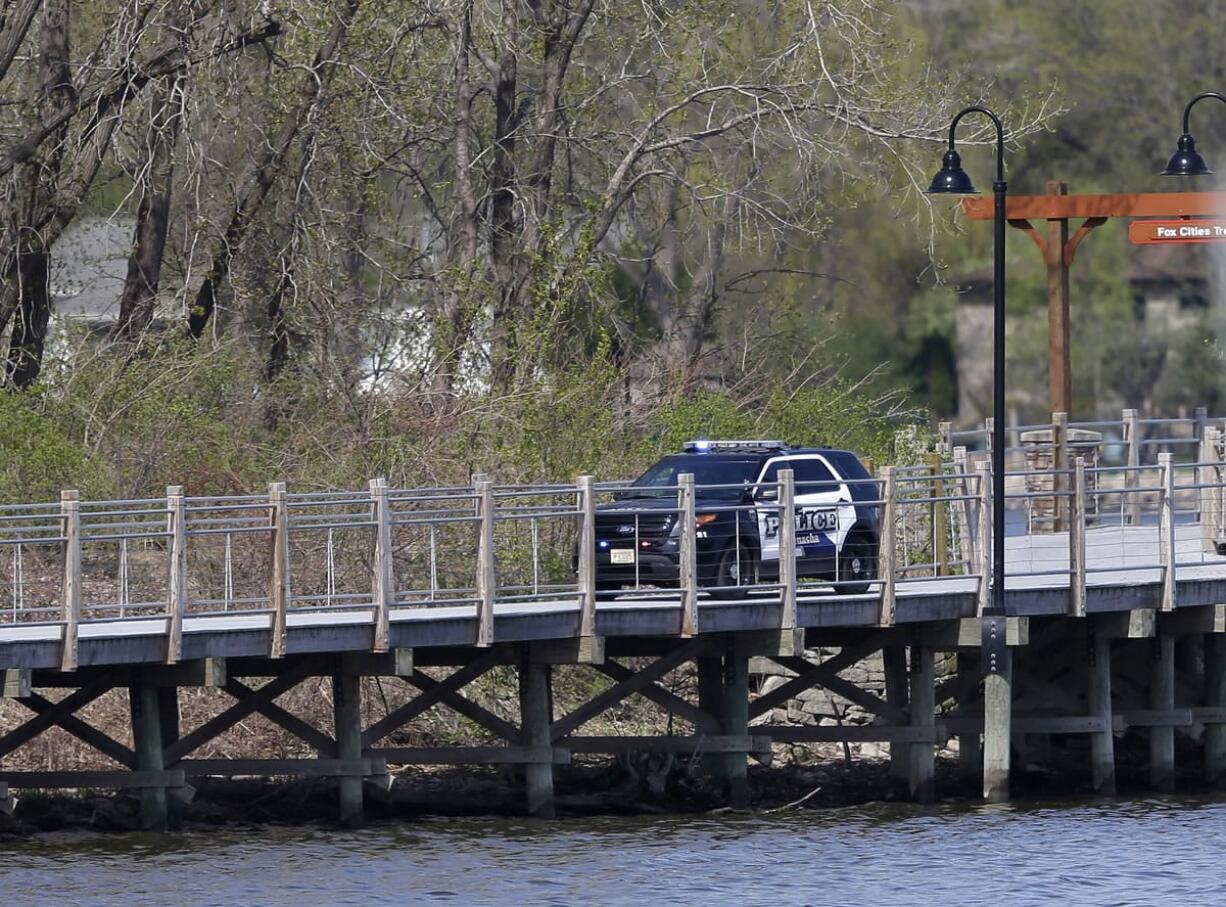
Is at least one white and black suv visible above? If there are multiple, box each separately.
[593,440,880,596]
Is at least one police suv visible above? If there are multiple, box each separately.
[593,440,879,596]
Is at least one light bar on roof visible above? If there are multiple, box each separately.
[682,440,786,453]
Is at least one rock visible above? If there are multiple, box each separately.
[760,675,791,695]
[750,657,797,677]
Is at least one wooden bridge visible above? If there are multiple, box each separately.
[4,410,1226,828]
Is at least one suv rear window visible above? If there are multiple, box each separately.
[793,458,838,492]
[625,457,758,501]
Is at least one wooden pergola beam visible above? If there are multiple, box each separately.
[961,191,1226,220]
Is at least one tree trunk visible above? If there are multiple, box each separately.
[4,250,50,388]
[4,0,72,389]
[117,69,185,340]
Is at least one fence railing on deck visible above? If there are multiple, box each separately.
[5,419,1226,668]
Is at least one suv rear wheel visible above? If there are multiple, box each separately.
[712,542,758,599]
[835,532,876,595]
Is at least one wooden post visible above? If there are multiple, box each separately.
[884,644,910,784]
[1087,625,1116,794]
[1070,457,1087,618]
[1124,408,1140,525]
[938,421,953,455]
[576,475,597,639]
[518,651,555,817]
[158,687,183,829]
[697,655,724,779]
[1045,181,1073,417]
[721,652,749,808]
[1150,635,1176,792]
[332,659,364,825]
[956,653,982,784]
[129,671,168,830]
[982,648,1012,803]
[1205,634,1226,786]
[1052,411,1069,532]
[369,478,393,653]
[165,486,186,664]
[908,641,935,803]
[877,467,896,627]
[928,452,949,576]
[60,490,81,672]
[1195,405,1209,448]
[975,461,991,616]
[1203,427,1223,554]
[268,482,290,658]
[953,446,973,569]
[475,479,496,647]
[1159,453,1177,613]
[678,473,698,637]
[778,469,797,628]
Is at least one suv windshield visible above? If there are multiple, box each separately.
[624,457,758,501]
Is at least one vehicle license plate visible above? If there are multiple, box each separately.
[610,548,636,565]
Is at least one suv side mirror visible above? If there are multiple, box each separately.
[755,485,778,502]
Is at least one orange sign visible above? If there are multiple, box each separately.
[1130,218,1226,244]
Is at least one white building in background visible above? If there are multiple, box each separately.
[47,215,135,330]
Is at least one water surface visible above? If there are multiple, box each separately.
[4,796,1224,906]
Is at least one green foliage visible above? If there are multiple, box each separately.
[0,391,109,503]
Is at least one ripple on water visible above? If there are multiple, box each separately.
[6,796,1226,906]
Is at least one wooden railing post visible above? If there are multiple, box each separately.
[877,466,896,627]
[938,421,953,455]
[927,452,949,576]
[369,478,392,653]
[1159,452,1177,612]
[678,472,698,637]
[777,469,797,630]
[576,475,597,639]
[952,445,972,569]
[1052,411,1069,532]
[1069,457,1087,617]
[975,461,991,617]
[475,479,496,647]
[60,490,81,672]
[268,482,290,658]
[165,486,186,664]
[1205,427,1224,554]
[1124,408,1140,525]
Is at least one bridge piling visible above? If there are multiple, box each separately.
[697,655,723,782]
[883,644,909,787]
[1087,626,1116,795]
[128,671,168,831]
[720,653,750,808]
[1206,634,1226,786]
[982,650,1012,803]
[908,641,936,803]
[332,659,364,826]
[518,652,555,818]
[1150,635,1176,792]
[157,687,183,829]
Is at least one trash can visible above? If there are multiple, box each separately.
[1019,427,1102,531]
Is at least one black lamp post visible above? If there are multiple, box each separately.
[928,106,1008,674]
[1161,91,1226,176]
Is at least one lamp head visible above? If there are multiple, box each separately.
[927,148,978,194]
[1161,133,1212,176]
